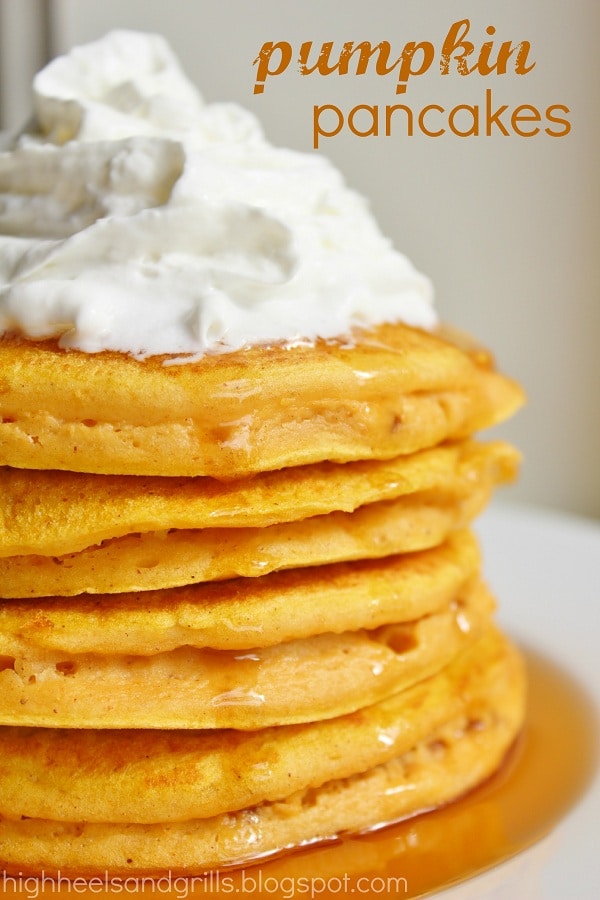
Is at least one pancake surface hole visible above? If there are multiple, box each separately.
[375,629,419,656]
[55,660,77,676]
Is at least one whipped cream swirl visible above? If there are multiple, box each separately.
[0,30,436,358]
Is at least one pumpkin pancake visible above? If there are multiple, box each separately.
[0,440,516,558]
[0,628,525,875]
[0,444,515,598]
[0,531,479,654]
[0,324,524,478]
[0,578,492,730]
[0,31,527,881]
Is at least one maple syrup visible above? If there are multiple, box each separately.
[206,643,598,899]
[1,644,596,898]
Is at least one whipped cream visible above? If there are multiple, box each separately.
[0,30,436,359]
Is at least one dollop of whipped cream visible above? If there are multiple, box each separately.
[0,30,436,359]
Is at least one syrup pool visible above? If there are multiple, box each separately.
[217,643,598,898]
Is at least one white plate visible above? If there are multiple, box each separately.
[436,502,600,899]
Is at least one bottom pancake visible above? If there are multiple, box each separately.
[0,628,525,876]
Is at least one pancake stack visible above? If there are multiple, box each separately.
[0,321,526,876]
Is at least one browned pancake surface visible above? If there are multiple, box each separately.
[0,440,517,557]
[0,441,516,598]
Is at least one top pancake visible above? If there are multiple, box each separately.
[0,323,524,477]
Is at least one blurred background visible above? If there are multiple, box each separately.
[1,0,598,519]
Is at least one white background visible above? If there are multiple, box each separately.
[1,0,598,519]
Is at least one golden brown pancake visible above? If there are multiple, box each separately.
[0,629,525,876]
[0,531,479,654]
[0,578,492,729]
[0,444,515,598]
[0,324,524,477]
[0,440,517,557]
